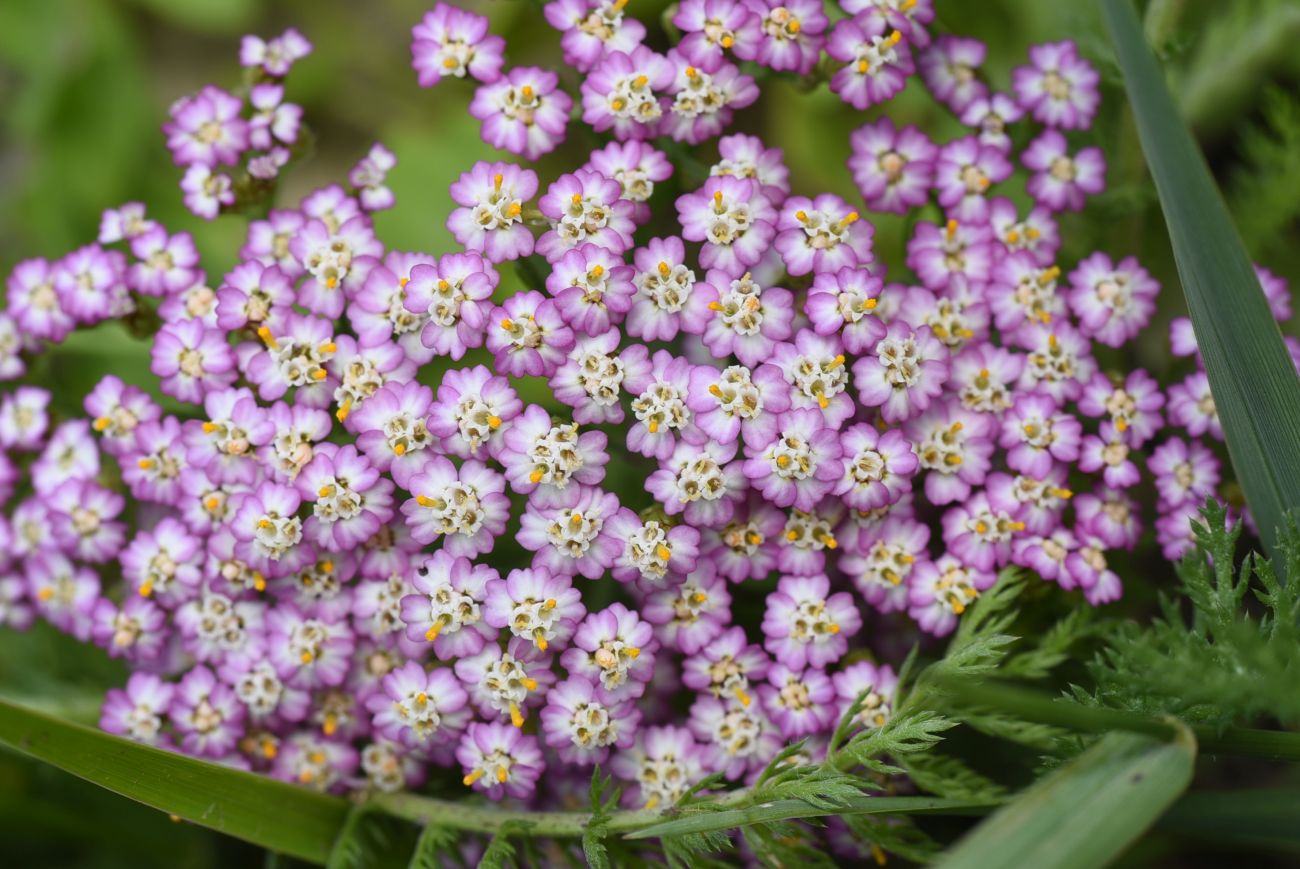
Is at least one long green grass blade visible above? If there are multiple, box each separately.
[933,729,1196,869]
[624,796,994,841]
[1157,788,1300,853]
[1100,0,1300,555]
[0,698,349,864]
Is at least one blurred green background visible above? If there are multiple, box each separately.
[1,0,1299,865]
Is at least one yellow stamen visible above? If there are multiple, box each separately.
[253,573,266,592]
[656,545,672,561]
[713,190,723,207]
[887,30,903,46]
[415,692,428,704]
[536,634,549,652]
[263,741,278,760]
[92,416,111,432]
[543,598,557,610]
[822,533,838,550]
[463,769,484,786]
[787,529,800,541]
[257,326,278,350]
[827,623,841,634]
[708,384,722,397]
[509,702,524,728]
[258,518,272,529]
[323,714,338,736]
[507,202,522,217]
[1051,487,1074,499]
[645,795,660,810]
[425,622,442,641]
[493,173,503,191]
[202,421,218,434]
[570,512,584,526]
[325,276,338,290]
[497,767,508,783]
[707,301,722,311]
[776,455,791,468]
[137,458,155,470]
[488,415,502,429]
[795,210,809,223]
[37,587,54,602]
[721,35,734,48]
[522,677,538,691]
[945,454,963,466]
[301,651,313,664]
[393,442,406,456]
[416,495,435,507]
[945,218,958,241]
[310,368,328,381]
[734,686,752,707]
[205,496,221,511]
[633,74,648,88]
[658,261,670,277]
[693,592,707,603]
[571,193,583,205]
[319,341,337,354]
[626,646,641,659]
[318,484,335,499]
[529,469,544,484]
[1116,417,1129,432]
[500,318,514,330]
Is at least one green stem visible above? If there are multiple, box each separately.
[371,793,698,838]
[938,678,1300,762]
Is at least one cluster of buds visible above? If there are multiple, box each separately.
[0,0,1265,818]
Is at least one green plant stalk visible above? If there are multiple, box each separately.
[1101,0,1300,557]
[938,678,1300,762]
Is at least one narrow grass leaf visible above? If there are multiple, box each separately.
[1157,788,1300,853]
[1100,0,1300,556]
[932,729,1196,869]
[0,698,349,864]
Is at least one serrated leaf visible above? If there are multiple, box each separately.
[933,729,1196,869]
[1101,0,1300,556]
[0,698,349,864]
[624,796,994,841]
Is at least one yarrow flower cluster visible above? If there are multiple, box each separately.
[0,0,1265,828]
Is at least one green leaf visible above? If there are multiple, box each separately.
[932,729,1197,869]
[0,698,349,864]
[407,824,459,869]
[624,796,994,841]
[1100,0,1300,556]
[1158,788,1300,853]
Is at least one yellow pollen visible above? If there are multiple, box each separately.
[645,795,660,810]
[888,30,903,46]
[442,57,458,69]
[721,35,734,48]
[415,692,428,704]
[686,66,699,79]
[202,421,218,434]
[901,0,918,10]
[708,384,722,397]
[746,532,763,545]
[488,415,502,429]
[257,326,278,350]
[258,518,272,529]
[787,529,800,541]
[463,769,484,786]
[529,469,544,484]
[37,587,54,602]
[522,677,538,691]
[979,368,990,378]
[864,297,878,309]
[829,355,846,369]
[393,442,406,456]
[323,714,338,736]
[543,598,557,610]
[822,534,838,550]
[1041,266,1061,283]
[626,646,641,658]
[1038,310,1053,324]
[946,218,958,241]
[1011,521,1026,531]
[310,368,328,381]
[399,276,409,287]
[589,264,604,279]
[425,622,442,641]
[325,276,338,290]
[945,454,963,466]
[611,98,625,111]
[521,85,534,100]
[300,651,313,664]
[318,484,335,499]
[493,173,503,190]
[416,495,435,507]
[319,342,337,355]
[713,190,723,206]
[1048,334,1059,349]
[320,560,334,573]
[571,193,583,205]
[1006,229,1021,244]
[570,512,584,526]
[788,19,801,33]
[707,301,722,311]
[497,767,508,783]
[633,74,648,88]
[975,521,989,534]
[648,420,659,433]
[693,592,707,603]
[263,741,277,759]
[253,573,267,592]
[507,202,522,217]
[1052,487,1074,499]
[299,771,315,784]
[857,60,869,74]
[795,210,809,223]
[500,318,514,330]
[1026,226,1041,239]
[827,623,841,634]
[776,455,791,468]
[1116,417,1129,432]
[899,553,916,564]
[93,416,111,432]
[657,261,670,276]
[205,496,221,511]
[839,211,860,228]
[536,634,549,652]
[735,686,752,706]
[656,545,672,561]
[137,458,155,470]
[818,395,829,409]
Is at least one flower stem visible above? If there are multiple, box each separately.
[370,792,676,837]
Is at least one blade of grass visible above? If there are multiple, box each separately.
[933,729,1196,869]
[0,698,349,864]
[1157,788,1300,853]
[624,796,996,841]
[1100,0,1300,557]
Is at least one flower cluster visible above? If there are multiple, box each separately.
[0,0,1261,821]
